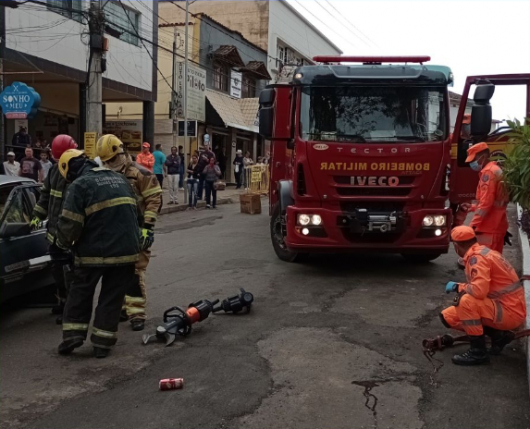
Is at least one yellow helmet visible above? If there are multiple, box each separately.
[59,149,85,179]
[96,134,125,162]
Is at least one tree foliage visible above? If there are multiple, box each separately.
[501,118,530,210]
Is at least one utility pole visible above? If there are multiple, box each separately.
[0,4,6,160]
[183,0,189,160]
[86,0,105,138]
[172,27,177,148]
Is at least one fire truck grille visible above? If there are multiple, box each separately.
[336,187,411,197]
[340,202,405,213]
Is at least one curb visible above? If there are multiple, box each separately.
[159,197,234,215]
[516,204,530,397]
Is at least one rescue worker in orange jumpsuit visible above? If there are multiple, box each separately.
[440,226,526,365]
[460,142,509,254]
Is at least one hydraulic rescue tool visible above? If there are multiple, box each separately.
[142,299,219,346]
[213,288,254,314]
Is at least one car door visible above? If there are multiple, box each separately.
[0,184,52,303]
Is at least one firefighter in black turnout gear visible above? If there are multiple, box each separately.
[31,135,78,322]
[55,150,141,358]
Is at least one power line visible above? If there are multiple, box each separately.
[322,0,378,48]
[313,0,371,49]
[290,0,359,53]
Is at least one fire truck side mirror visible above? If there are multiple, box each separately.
[470,83,495,137]
[259,89,275,139]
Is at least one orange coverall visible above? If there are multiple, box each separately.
[468,161,508,253]
[136,152,155,172]
[441,244,526,336]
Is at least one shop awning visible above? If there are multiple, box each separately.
[211,45,245,68]
[241,61,272,80]
[205,89,259,133]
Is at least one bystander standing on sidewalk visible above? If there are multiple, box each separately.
[186,153,200,210]
[39,149,53,180]
[233,149,244,189]
[165,146,181,205]
[243,151,254,189]
[153,144,166,187]
[3,151,20,176]
[136,143,155,172]
[19,148,43,182]
[178,145,185,190]
[197,143,215,200]
[203,157,221,209]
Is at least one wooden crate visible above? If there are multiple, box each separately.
[240,193,261,215]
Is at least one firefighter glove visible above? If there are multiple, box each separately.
[504,231,513,246]
[140,225,154,250]
[445,281,459,294]
[30,216,41,231]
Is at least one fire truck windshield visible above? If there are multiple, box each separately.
[300,86,446,143]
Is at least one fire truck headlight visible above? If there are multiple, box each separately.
[435,229,443,237]
[422,215,434,227]
[302,228,310,236]
[434,215,446,227]
[311,215,322,226]
[298,214,311,226]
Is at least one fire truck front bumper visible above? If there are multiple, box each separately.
[284,206,452,253]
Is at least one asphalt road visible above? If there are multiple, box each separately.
[1,201,529,429]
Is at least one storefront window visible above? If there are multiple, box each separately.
[242,75,255,99]
[213,62,229,92]
[46,0,83,23]
[104,1,141,46]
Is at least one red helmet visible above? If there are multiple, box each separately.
[51,135,78,160]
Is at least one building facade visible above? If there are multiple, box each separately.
[107,13,271,182]
[158,0,342,81]
[1,0,157,156]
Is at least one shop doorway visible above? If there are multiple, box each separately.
[212,133,228,179]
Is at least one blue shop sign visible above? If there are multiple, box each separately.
[0,81,41,119]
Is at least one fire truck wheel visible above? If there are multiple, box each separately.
[270,203,308,263]
[401,253,442,263]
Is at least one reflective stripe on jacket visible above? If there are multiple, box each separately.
[56,162,141,267]
[32,163,69,244]
[458,244,526,322]
[125,160,162,225]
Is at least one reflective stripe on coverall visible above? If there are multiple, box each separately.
[441,244,526,336]
[469,162,508,254]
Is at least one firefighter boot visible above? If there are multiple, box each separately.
[484,327,515,355]
[94,347,110,358]
[131,319,145,332]
[58,338,84,355]
[452,335,490,366]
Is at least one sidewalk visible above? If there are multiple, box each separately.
[516,205,530,398]
[158,184,247,215]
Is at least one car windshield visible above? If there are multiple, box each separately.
[300,86,446,143]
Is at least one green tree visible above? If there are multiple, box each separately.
[501,118,530,233]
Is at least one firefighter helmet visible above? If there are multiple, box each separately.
[51,134,78,160]
[96,134,125,162]
[59,149,85,179]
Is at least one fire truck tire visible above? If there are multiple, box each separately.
[270,203,308,263]
[401,253,442,263]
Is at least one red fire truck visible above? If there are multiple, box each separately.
[258,56,530,262]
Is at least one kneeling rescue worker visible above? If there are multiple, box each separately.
[460,142,509,254]
[95,135,162,332]
[31,135,78,323]
[440,226,526,365]
[55,150,140,358]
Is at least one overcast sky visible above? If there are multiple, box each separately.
[287,0,530,122]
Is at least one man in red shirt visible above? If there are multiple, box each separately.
[136,142,155,172]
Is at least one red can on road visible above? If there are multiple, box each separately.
[159,378,184,391]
